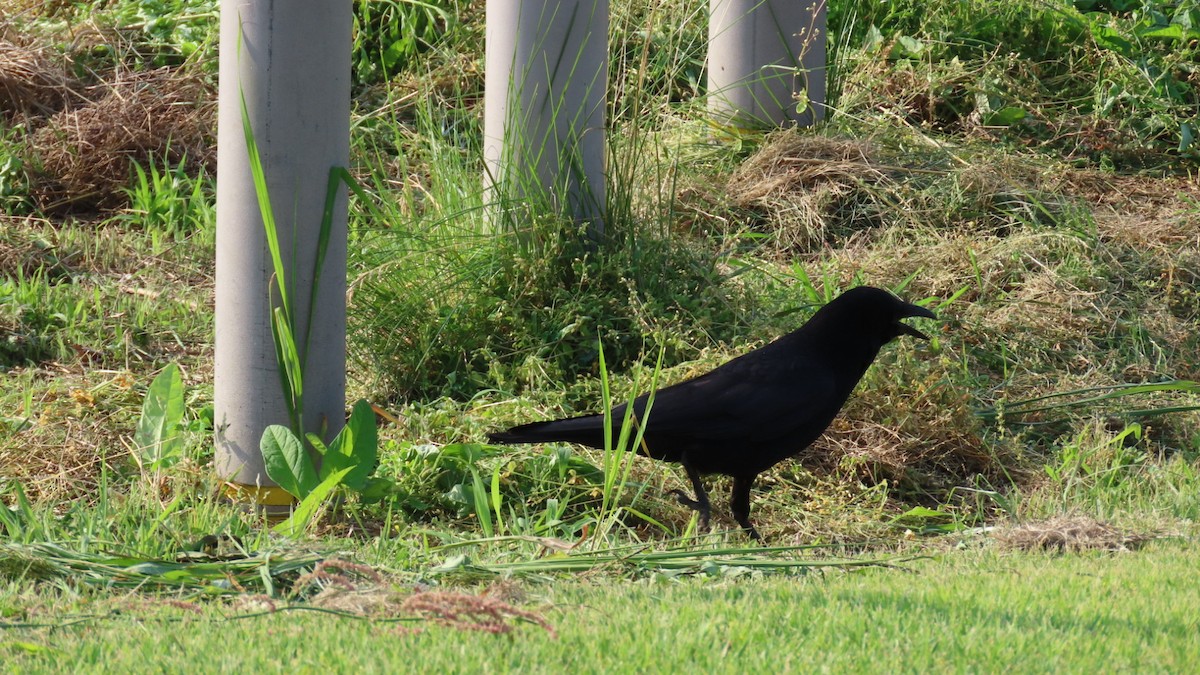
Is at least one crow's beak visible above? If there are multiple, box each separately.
[897,304,937,340]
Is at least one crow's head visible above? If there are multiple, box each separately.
[824,286,938,344]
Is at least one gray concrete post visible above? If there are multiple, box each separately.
[483,0,608,236]
[708,0,827,128]
[214,0,351,507]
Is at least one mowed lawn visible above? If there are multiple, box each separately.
[3,1,1200,672]
[7,539,1197,673]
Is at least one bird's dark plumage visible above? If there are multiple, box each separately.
[488,286,937,539]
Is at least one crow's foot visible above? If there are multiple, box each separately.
[666,488,710,531]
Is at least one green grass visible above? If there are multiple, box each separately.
[1,0,1199,669]
[3,540,1197,672]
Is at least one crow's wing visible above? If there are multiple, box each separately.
[626,361,840,443]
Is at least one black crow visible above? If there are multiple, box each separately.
[488,286,937,539]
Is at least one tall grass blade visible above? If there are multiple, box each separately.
[1,541,324,594]
[238,88,289,321]
[980,380,1200,423]
[274,467,353,537]
[269,306,304,433]
[470,468,494,537]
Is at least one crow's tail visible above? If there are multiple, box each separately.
[487,416,606,448]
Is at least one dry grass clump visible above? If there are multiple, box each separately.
[1052,169,1200,218]
[0,219,32,278]
[29,66,214,212]
[839,51,1179,168]
[1089,190,1200,345]
[0,417,124,504]
[994,515,1155,552]
[4,32,216,214]
[982,271,1107,350]
[810,351,1011,501]
[854,57,979,134]
[725,134,896,252]
[0,38,78,118]
[714,132,1199,505]
[729,134,884,196]
[0,215,70,279]
[300,561,555,636]
[718,131,1091,259]
[0,370,139,504]
[400,589,556,636]
[0,542,61,581]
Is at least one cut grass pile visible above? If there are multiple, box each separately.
[994,513,1156,552]
[28,66,213,212]
[1,34,214,214]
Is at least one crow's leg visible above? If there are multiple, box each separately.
[667,459,711,531]
[730,475,761,541]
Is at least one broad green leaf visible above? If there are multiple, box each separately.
[1138,24,1185,41]
[260,425,319,499]
[890,507,963,533]
[306,432,329,455]
[134,363,185,469]
[490,462,504,530]
[438,442,488,464]
[359,477,396,504]
[984,106,1027,126]
[273,466,352,537]
[893,506,955,521]
[1089,23,1134,57]
[0,496,20,537]
[320,399,378,491]
[430,554,470,574]
[1179,122,1194,153]
[890,35,924,59]
[862,24,884,52]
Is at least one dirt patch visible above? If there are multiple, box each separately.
[994,515,1155,552]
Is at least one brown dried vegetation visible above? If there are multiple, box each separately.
[995,515,1156,552]
[298,560,555,636]
[0,38,78,118]
[702,131,1200,516]
[0,34,214,213]
[28,66,214,211]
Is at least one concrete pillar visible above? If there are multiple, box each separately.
[214,0,351,507]
[708,0,826,128]
[483,0,608,236]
